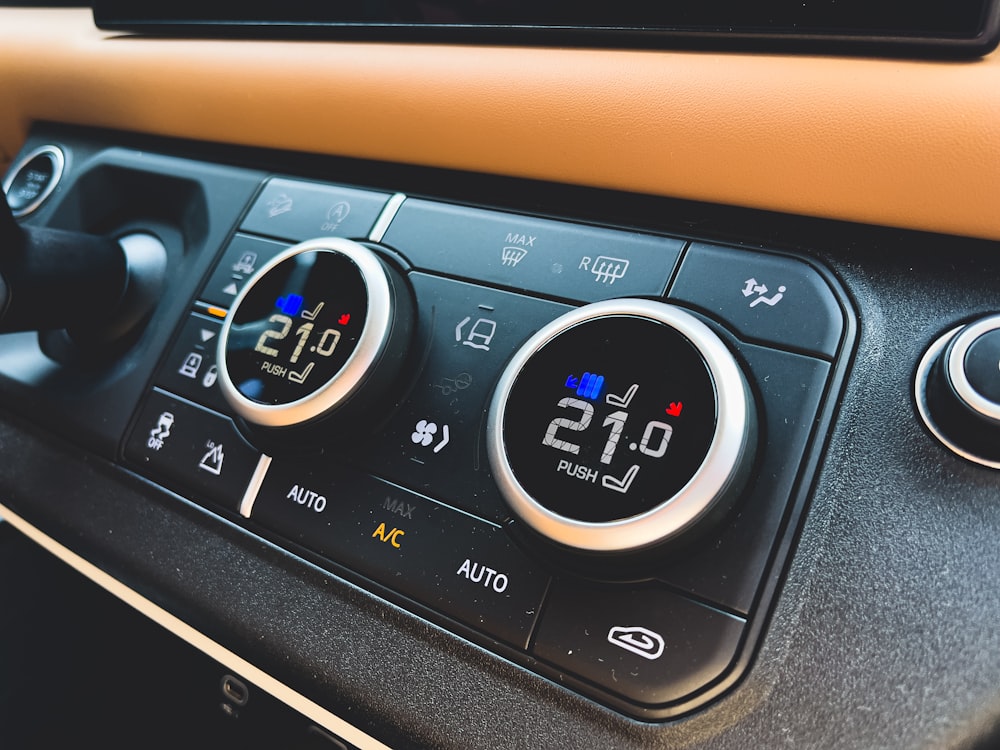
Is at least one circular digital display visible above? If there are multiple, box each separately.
[218,239,395,428]
[488,299,755,553]
[504,316,716,523]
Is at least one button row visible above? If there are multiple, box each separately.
[250,459,547,650]
[228,176,846,359]
[124,389,264,514]
[241,177,392,244]
[248,459,747,706]
[123,390,746,708]
[381,198,684,304]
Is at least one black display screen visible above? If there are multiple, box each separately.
[224,250,367,406]
[94,0,1000,55]
[502,316,717,523]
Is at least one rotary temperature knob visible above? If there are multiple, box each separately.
[487,299,757,554]
[217,238,411,433]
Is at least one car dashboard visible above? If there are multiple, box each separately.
[1,6,1000,749]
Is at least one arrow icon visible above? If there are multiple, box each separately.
[565,375,580,389]
[222,282,239,296]
[742,278,768,297]
[200,329,216,342]
[433,424,450,454]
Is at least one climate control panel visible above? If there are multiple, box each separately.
[1,140,854,720]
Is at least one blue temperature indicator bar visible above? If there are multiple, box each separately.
[276,294,304,316]
[567,372,605,400]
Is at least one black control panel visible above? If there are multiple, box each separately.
[1,137,855,720]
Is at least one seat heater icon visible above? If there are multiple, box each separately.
[607,625,665,661]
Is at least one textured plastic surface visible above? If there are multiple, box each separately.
[0,522,357,749]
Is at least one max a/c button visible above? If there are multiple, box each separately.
[532,579,745,706]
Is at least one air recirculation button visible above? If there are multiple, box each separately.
[487,299,756,554]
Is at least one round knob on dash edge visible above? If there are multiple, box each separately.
[487,299,757,555]
[916,314,1000,468]
[3,145,64,217]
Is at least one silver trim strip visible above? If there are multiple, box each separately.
[914,325,1000,470]
[0,503,393,750]
[487,299,755,553]
[217,239,394,428]
[2,145,66,217]
[946,315,1000,424]
[368,193,407,243]
[240,454,272,518]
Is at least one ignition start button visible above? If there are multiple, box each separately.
[487,299,756,554]
[2,145,65,217]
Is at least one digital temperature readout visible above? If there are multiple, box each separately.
[489,299,756,553]
[502,316,717,523]
[217,238,408,431]
[222,247,368,407]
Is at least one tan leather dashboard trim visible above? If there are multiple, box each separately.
[1,8,1000,240]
